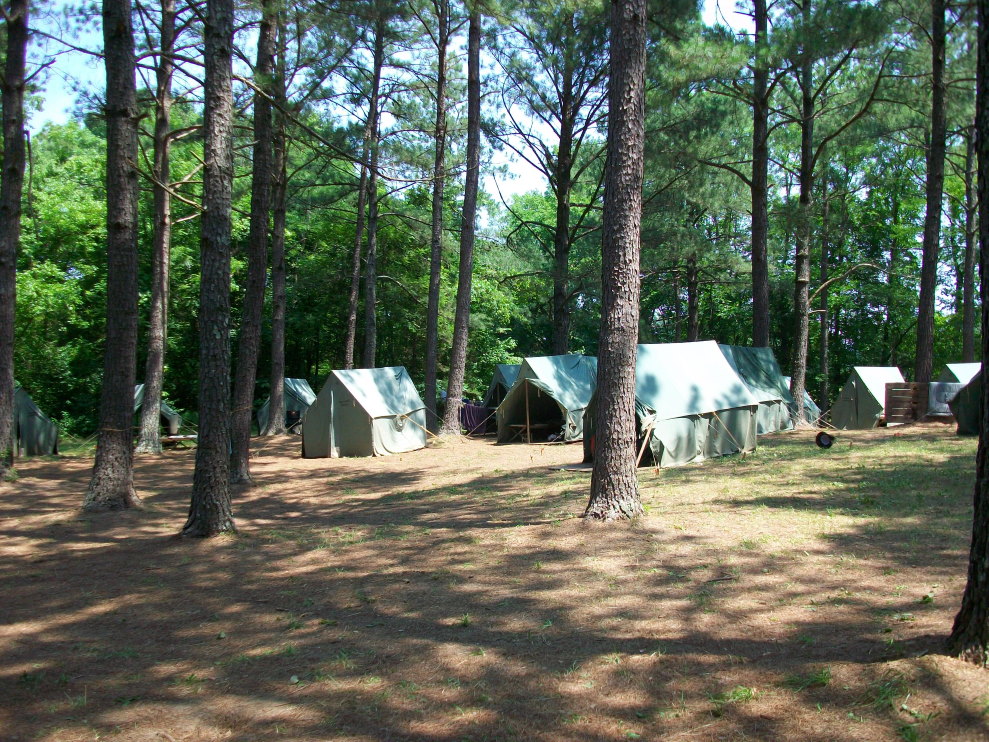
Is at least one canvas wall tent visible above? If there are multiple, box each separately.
[583,342,758,468]
[784,377,823,424]
[718,344,794,434]
[496,355,597,443]
[13,384,59,456]
[829,367,904,429]
[134,384,182,435]
[302,366,426,458]
[949,370,981,435]
[256,378,317,432]
[938,362,981,385]
[481,364,521,408]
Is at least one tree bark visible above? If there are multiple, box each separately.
[751,0,771,348]
[963,121,978,362]
[551,40,577,355]
[182,0,235,536]
[84,0,143,511]
[229,0,276,482]
[424,0,450,432]
[686,253,699,342]
[947,0,989,665]
[440,6,481,436]
[136,0,175,455]
[789,0,814,428]
[583,0,646,521]
[819,179,831,414]
[361,19,386,370]
[262,16,288,436]
[0,0,28,478]
[915,0,947,384]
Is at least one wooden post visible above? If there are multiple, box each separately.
[525,381,531,443]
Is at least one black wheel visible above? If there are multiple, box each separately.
[815,431,835,449]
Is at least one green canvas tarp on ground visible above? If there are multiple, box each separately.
[718,344,794,434]
[256,378,317,432]
[949,369,981,435]
[13,384,59,456]
[134,384,182,435]
[496,355,597,443]
[583,341,759,468]
[829,366,904,429]
[938,362,981,385]
[302,366,426,458]
[481,364,521,408]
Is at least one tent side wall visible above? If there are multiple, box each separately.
[13,387,59,457]
[648,406,757,468]
[301,380,335,458]
[830,378,859,429]
[370,408,427,455]
[950,372,981,435]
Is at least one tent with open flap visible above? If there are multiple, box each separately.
[718,344,794,434]
[583,342,759,468]
[256,378,316,432]
[14,383,59,456]
[495,355,597,443]
[481,364,521,409]
[302,366,426,457]
[829,366,904,429]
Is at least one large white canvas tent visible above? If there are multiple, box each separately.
[583,342,759,468]
[14,384,59,456]
[829,366,904,429]
[302,367,426,458]
[496,355,597,443]
[718,344,794,434]
[256,378,317,432]
[134,384,182,435]
[481,364,521,409]
[938,363,981,385]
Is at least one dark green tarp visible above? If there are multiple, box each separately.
[256,378,317,432]
[950,370,981,435]
[583,342,758,468]
[13,384,59,456]
[134,384,182,435]
[481,364,521,409]
[302,367,426,458]
[830,367,904,429]
[496,355,597,443]
[719,344,795,434]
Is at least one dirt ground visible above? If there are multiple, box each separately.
[1,424,987,742]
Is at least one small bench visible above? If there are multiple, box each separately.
[162,434,198,449]
[508,422,551,443]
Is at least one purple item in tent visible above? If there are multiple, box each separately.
[459,402,489,435]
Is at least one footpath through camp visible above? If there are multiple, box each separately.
[1,424,986,742]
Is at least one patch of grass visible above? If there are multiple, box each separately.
[784,666,832,691]
[709,685,756,717]
[864,671,909,710]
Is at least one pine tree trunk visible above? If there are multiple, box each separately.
[344,155,369,371]
[915,0,947,384]
[361,21,386,370]
[136,0,175,455]
[0,0,28,477]
[551,49,576,356]
[789,6,813,428]
[229,0,276,482]
[686,253,699,342]
[819,184,831,414]
[182,0,235,536]
[262,23,288,437]
[424,0,450,432]
[963,121,978,363]
[84,0,143,511]
[440,8,481,436]
[947,0,989,665]
[751,0,771,348]
[583,0,646,522]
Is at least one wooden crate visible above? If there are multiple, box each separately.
[885,382,927,425]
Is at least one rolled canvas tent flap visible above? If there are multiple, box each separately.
[496,355,597,442]
[830,366,904,429]
[13,384,59,457]
[256,377,317,431]
[584,342,759,468]
[303,366,426,458]
[134,383,182,435]
[718,344,795,434]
